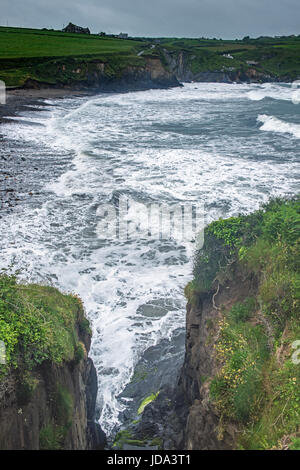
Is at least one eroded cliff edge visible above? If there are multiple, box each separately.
[130,196,299,451]
[19,55,181,91]
[5,45,295,93]
[0,279,106,450]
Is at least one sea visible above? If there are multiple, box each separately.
[0,82,299,436]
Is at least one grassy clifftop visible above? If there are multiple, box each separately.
[0,26,145,87]
[0,275,90,376]
[160,36,300,80]
[0,27,141,59]
[0,276,102,450]
[185,196,300,449]
[0,27,300,87]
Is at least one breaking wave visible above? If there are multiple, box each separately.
[257,114,300,139]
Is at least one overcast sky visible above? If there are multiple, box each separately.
[1,0,300,38]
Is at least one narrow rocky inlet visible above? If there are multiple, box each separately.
[0,82,299,446]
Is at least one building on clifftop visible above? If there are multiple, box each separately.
[117,33,128,39]
[62,22,90,34]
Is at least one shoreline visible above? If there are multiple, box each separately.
[0,83,180,212]
[0,79,183,122]
[0,88,94,122]
[0,89,92,213]
[0,82,182,213]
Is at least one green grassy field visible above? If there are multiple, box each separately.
[159,36,300,79]
[0,26,141,58]
[0,26,299,86]
[0,26,147,86]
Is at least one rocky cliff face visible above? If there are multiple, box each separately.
[178,272,255,450]
[20,48,289,92]
[0,322,106,450]
[133,197,299,451]
[23,56,181,91]
[130,276,246,450]
[76,56,180,91]
[162,49,276,83]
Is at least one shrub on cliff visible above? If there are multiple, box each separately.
[190,196,300,449]
[0,275,90,376]
[192,196,299,296]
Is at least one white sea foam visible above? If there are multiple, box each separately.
[257,114,300,139]
[247,83,296,102]
[0,82,299,436]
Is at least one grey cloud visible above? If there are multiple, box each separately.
[1,0,299,38]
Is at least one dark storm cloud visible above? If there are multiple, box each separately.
[1,0,300,38]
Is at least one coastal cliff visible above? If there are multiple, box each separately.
[0,278,106,450]
[162,49,276,83]
[16,50,294,93]
[20,55,180,91]
[2,29,300,91]
[4,200,296,452]
[176,197,299,450]
[179,269,255,449]
[129,197,300,450]
[11,51,290,91]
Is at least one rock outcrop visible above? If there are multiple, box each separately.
[22,56,181,92]
[131,197,300,451]
[0,312,106,450]
[129,279,243,450]
[162,49,274,83]
[177,275,251,450]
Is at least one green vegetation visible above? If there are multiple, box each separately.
[112,429,163,450]
[0,27,300,86]
[0,26,144,86]
[39,423,65,450]
[159,35,300,80]
[149,437,163,448]
[0,275,90,376]
[130,367,149,384]
[0,276,91,449]
[188,196,300,449]
[138,391,160,415]
[112,430,147,449]
[0,27,140,59]
[55,384,73,428]
[79,317,92,336]
[111,390,162,449]
[191,197,299,297]
[210,299,269,424]
[39,384,74,450]
[290,437,300,450]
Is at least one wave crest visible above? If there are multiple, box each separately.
[257,114,300,139]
